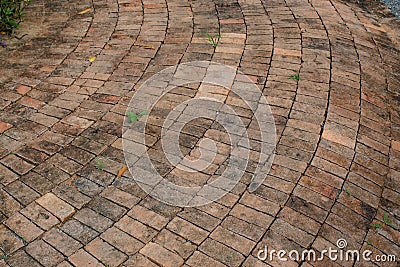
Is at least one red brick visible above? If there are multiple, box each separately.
[16,85,32,95]
[0,122,12,133]
[18,96,44,109]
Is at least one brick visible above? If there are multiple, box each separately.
[230,204,273,228]
[1,154,34,175]
[0,165,18,186]
[392,140,400,151]
[167,217,208,245]
[26,239,64,266]
[322,128,355,149]
[101,227,143,255]
[20,172,53,194]
[155,229,196,259]
[186,251,227,267]
[16,147,48,164]
[0,122,12,134]
[270,218,314,247]
[5,212,43,242]
[60,219,99,244]
[36,193,75,222]
[57,261,74,267]
[88,196,127,221]
[127,205,169,230]
[101,186,140,209]
[122,254,159,267]
[0,189,22,217]
[115,215,157,243]
[178,209,220,231]
[5,180,40,205]
[0,224,24,254]
[20,202,60,230]
[221,215,265,241]
[5,250,41,267]
[199,238,245,267]
[85,238,128,267]
[140,242,184,267]
[69,249,103,267]
[73,208,113,232]
[18,96,44,109]
[43,228,82,256]
[239,192,280,215]
[210,226,255,255]
[15,85,32,95]
[53,183,92,209]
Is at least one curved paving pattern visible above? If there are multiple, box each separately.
[0,0,399,266]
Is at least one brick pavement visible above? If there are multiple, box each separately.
[0,0,399,266]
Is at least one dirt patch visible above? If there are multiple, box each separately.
[0,1,81,86]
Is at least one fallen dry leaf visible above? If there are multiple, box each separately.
[88,56,96,62]
[78,7,91,15]
[117,165,128,178]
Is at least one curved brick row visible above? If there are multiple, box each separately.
[0,0,399,266]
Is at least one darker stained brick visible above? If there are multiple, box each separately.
[34,162,70,185]
[77,165,114,186]
[91,120,121,137]
[5,180,40,206]
[16,146,49,164]
[286,196,327,222]
[88,196,127,221]
[60,219,99,244]
[61,145,95,165]
[31,139,61,155]
[91,94,121,104]
[53,183,92,209]
[72,176,103,197]
[20,172,54,194]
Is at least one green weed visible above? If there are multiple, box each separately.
[127,110,147,123]
[203,31,221,48]
[289,74,300,81]
[383,213,399,230]
[0,0,31,34]
[95,157,105,170]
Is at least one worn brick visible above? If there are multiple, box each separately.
[36,193,75,222]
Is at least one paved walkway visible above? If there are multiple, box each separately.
[0,0,400,266]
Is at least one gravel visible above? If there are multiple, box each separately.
[381,0,400,17]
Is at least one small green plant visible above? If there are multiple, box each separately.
[367,241,373,246]
[0,245,7,260]
[344,189,351,196]
[289,74,300,81]
[383,213,399,230]
[370,223,383,229]
[203,31,221,48]
[95,157,105,170]
[127,110,147,123]
[0,0,31,34]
